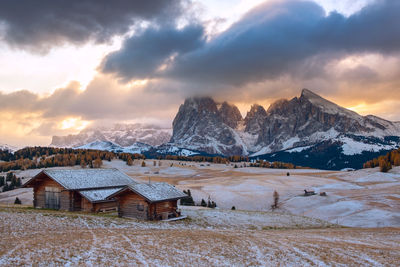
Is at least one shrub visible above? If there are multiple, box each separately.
[181,189,195,206]
[231,206,236,210]
[141,161,146,167]
[14,197,21,205]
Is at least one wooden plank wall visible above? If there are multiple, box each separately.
[81,197,94,212]
[93,201,118,212]
[34,177,70,210]
[118,192,149,219]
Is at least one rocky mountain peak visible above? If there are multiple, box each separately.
[171,97,246,155]
[266,98,292,114]
[244,104,267,134]
[183,97,218,113]
[219,101,243,128]
[246,104,267,117]
[300,88,320,99]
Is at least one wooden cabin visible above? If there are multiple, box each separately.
[23,169,135,212]
[107,183,187,220]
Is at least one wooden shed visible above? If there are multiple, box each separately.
[107,182,187,220]
[23,169,135,212]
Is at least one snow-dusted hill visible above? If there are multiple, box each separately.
[76,140,152,154]
[0,143,18,152]
[51,123,172,148]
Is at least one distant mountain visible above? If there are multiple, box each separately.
[50,123,172,148]
[168,89,400,169]
[76,140,152,154]
[49,89,400,170]
[0,143,18,152]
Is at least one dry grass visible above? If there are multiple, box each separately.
[0,206,399,266]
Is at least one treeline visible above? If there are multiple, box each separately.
[180,189,217,208]
[160,155,249,163]
[363,148,400,172]
[0,146,307,171]
[0,172,22,192]
[0,147,145,172]
[249,160,301,169]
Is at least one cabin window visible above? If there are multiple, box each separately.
[137,204,144,211]
[45,187,60,209]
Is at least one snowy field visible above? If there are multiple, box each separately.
[1,159,400,227]
[0,205,399,266]
[103,159,400,227]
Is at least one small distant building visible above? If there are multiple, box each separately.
[107,183,187,220]
[23,169,135,212]
[304,189,316,196]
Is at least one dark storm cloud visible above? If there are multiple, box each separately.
[0,0,183,52]
[101,24,206,81]
[168,0,400,86]
[101,0,400,86]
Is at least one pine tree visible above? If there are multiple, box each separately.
[6,172,13,182]
[126,156,133,166]
[2,183,9,192]
[200,198,207,207]
[379,160,391,173]
[141,161,146,167]
[231,206,236,210]
[272,190,279,209]
[207,196,212,208]
[93,158,102,168]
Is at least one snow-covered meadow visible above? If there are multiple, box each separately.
[0,206,399,266]
[1,159,399,228]
[102,159,400,227]
[1,160,400,265]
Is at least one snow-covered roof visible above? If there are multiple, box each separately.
[128,183,187,202]
[111,182,187,202]
[41,169,135,190]
[79,188,122,202]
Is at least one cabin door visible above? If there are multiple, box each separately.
[45,187,60,209]
[73,192,82,211]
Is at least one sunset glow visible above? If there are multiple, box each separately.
[0,0,399,147]
[60,118,90,131]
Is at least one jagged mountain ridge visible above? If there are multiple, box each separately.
[49,89,400,169]
[50,123,172,148]
[169,89,400,157]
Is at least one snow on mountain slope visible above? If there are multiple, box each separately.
[170,89,400,160]
[0,143,18,152]
[76,140,152,154]
[51,123,171,148]
[155,144,200,156]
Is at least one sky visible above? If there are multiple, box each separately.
[0,0,399,147]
